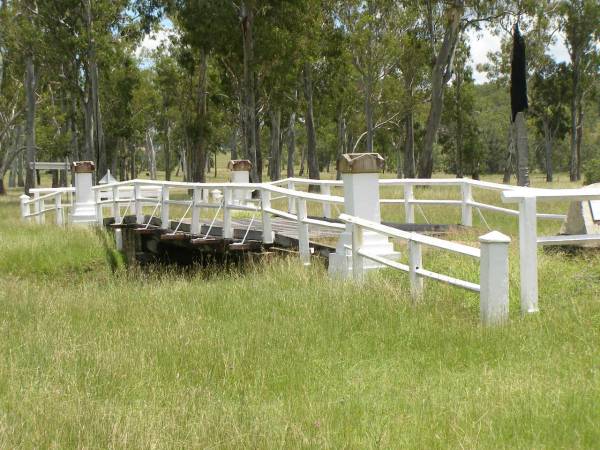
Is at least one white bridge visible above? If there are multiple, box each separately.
[19,155,600,326]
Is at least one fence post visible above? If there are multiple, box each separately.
[287,180,296,214]
[191,187,201,235]
[33,192,42,224]
[518,196,539,314]
[408,239,423,300]
[160,185,170,230]
[134,183,143,224]
[296,197,310,265]
[70,161,97,225]
[404,184,415,224]
[479,231,511,325]
[20,194,30,222]
[95,190,103,225]
[321,184,331,218]
[461,182,473,226]
[112,186,121,223]
[56,193,64,226]
[260,189,274,244]
[223,187,233,239]
[351,223,364,281]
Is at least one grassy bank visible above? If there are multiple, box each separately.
[1,180,599,448]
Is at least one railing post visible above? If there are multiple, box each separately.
[159,185,169,230]
[223,187,233,239]
[191,187,201,235]
[287,180,296,214]
[55,193,64,226]
[33,192,42,224]
[351,223,364,281]
[134,182,143,224]
[296,197,310,265]
[479,231,511,325]
[321,184,331,218]
[95,190,103,226]
[461,182,473,226]
[20,194,30,222]
[112,186,121,223]
[404,184,415,224]
[260,189,274,244]
[518,196,539,314]
[408,239,423,300]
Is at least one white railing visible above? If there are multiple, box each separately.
[90,179,344,264]
[271,177,565,225]
[339,213,511,325]
[502,186,600,314]
[20,187,75,225]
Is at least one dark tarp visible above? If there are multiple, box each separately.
[511,23,528,122]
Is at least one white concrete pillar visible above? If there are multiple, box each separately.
[479,231,511,325]
[20,194,31,222]
[70,161,97,225]
[519,196,539,314]
[328,153,399,277]
[228,159,253,205]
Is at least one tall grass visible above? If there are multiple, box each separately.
[1,176,599,448]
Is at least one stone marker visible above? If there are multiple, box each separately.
[559,182,600,247]
[70,161,98,225]
[328,153,400,277]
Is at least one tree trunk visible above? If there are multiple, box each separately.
[514,112,530,186]
[230,127,238,160]
[269,108,281,180]
[83,83,94,161]
[364,79,374,153]
[542,118,553,182]
[85,0,105,174]
[240,3,258,182]
[576,102,583,181]
[455,69,464,178]
[336,106,345,180]
[24,54,36,194]
[145,130,157,179]
[191,50,208,183]
[503,121,515,184]
[165,123,172,181]
[569,53,580,182]
[403,111,416,178]
[255,110,262,181]
[303,62,319,186]
[418,2,463,178]
[287,111,296,178]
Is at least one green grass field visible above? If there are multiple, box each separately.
[1,171,599,448]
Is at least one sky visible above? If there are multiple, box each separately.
[138,21,572,85]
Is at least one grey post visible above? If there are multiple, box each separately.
[479,230,511,325]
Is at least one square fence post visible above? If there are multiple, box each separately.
[56,193,64,226]
[95,190,103,225]
[191,187,201,235]
[112,186,121,223]
[404,184,415,224]
[461,182,473,227]
[134,183,143,224]
[287,181,296,214]
[408,239,423,301]
[223,188,233,239]
[260,189,274,244]
[519,196,539,314]
[351,223,364,281]
[161,186,170,230]
[321,185,332,218]
[20,194,31,222]
[479,231,511,325]
[296,197,310,265]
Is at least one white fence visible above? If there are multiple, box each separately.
[21,176,594,321]
[339,214,510,325]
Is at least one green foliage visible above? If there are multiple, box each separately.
[583,158,600,185]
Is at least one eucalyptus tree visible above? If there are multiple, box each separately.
[560,0,600,181]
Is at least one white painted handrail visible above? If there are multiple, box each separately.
[339,213,511,325]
